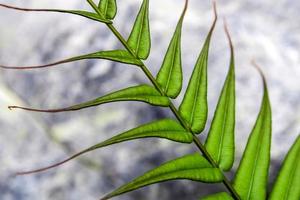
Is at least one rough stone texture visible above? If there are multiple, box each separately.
[0,0,299,199]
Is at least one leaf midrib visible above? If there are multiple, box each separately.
[189,50,207,126]
[110,130,189,141]
[135,0,147,55]
[216,80,230,164]
[245,98,268,200]
[105,0,109,16]
[164,30,181,93]
[98,95,166,102]
[128,167,214,186]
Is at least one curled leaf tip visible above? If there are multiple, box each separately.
[0,3,35,11]
[183,0,189,14]
[0,3,56,13]
[7,105,71,113]
[251,60,268,88]
[212,0,218,21]
[8,106,14,110]
[207,0,218,36]
[224,19,233,49]
[251,60,262,74]
[14,149,90,176]
[0,60,68,70]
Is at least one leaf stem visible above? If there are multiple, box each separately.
[86,1,241,198]
[192,135,241,199]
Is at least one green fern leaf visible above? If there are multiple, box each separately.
[101,153,223,200]
[0,4,111,24]
[233,65,272,200]
[205,25,235,171]
[15,119,193,175]
[127,0,151,59]
[269,135,300,200]
[98,0,117,20]
[179,4,217,133]
[201,192,234,200]
[156,0,188,98]
[8,85,170,112]
[0,50,142,70]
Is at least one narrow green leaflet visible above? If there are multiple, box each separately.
[179,5,217,133]
[0,4,111,24]
[98,0,117,20]
[101,153,224,200]
[233,67,272,200]
[205,25,235,171]
[269,135,300,200]
[156,0,188,98]
[88,119,193,145]
[201,192,234,200]
[8,85,170,112]
[0,50,142,70]
[75,50,143,66]
[16,119,193,175]
[127,0,151,60]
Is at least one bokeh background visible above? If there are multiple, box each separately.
[0,0,299,199]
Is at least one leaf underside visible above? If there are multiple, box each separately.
[200,192,234,200]
[233,71,272,200]
[269,135,300,200]
[205,27,235,171]
[127,0,151,59]
[179,6,217,134]
[4,2,296,200]
[15,119,193,175]
[9,85,170,112]
[98,0,117,20]
[156,0,188,98]
[101,153,223,200]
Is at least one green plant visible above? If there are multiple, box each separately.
[0,0,299,200]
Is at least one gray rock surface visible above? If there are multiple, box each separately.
[0,0,299,199]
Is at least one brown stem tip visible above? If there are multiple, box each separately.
[7,105,72,113]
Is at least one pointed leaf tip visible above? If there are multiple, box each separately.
[98,0,117,20]
[179,3,218,133]
[205,24,235,171]
[233,65,271,199]
[156,0,188,98]
[101,154,223,199]
[127,0,151,60]
[269,135,300,200]
[224,19,234,60]
[251,60,268,90]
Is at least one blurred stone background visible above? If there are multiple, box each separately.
[0,0,299,199]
